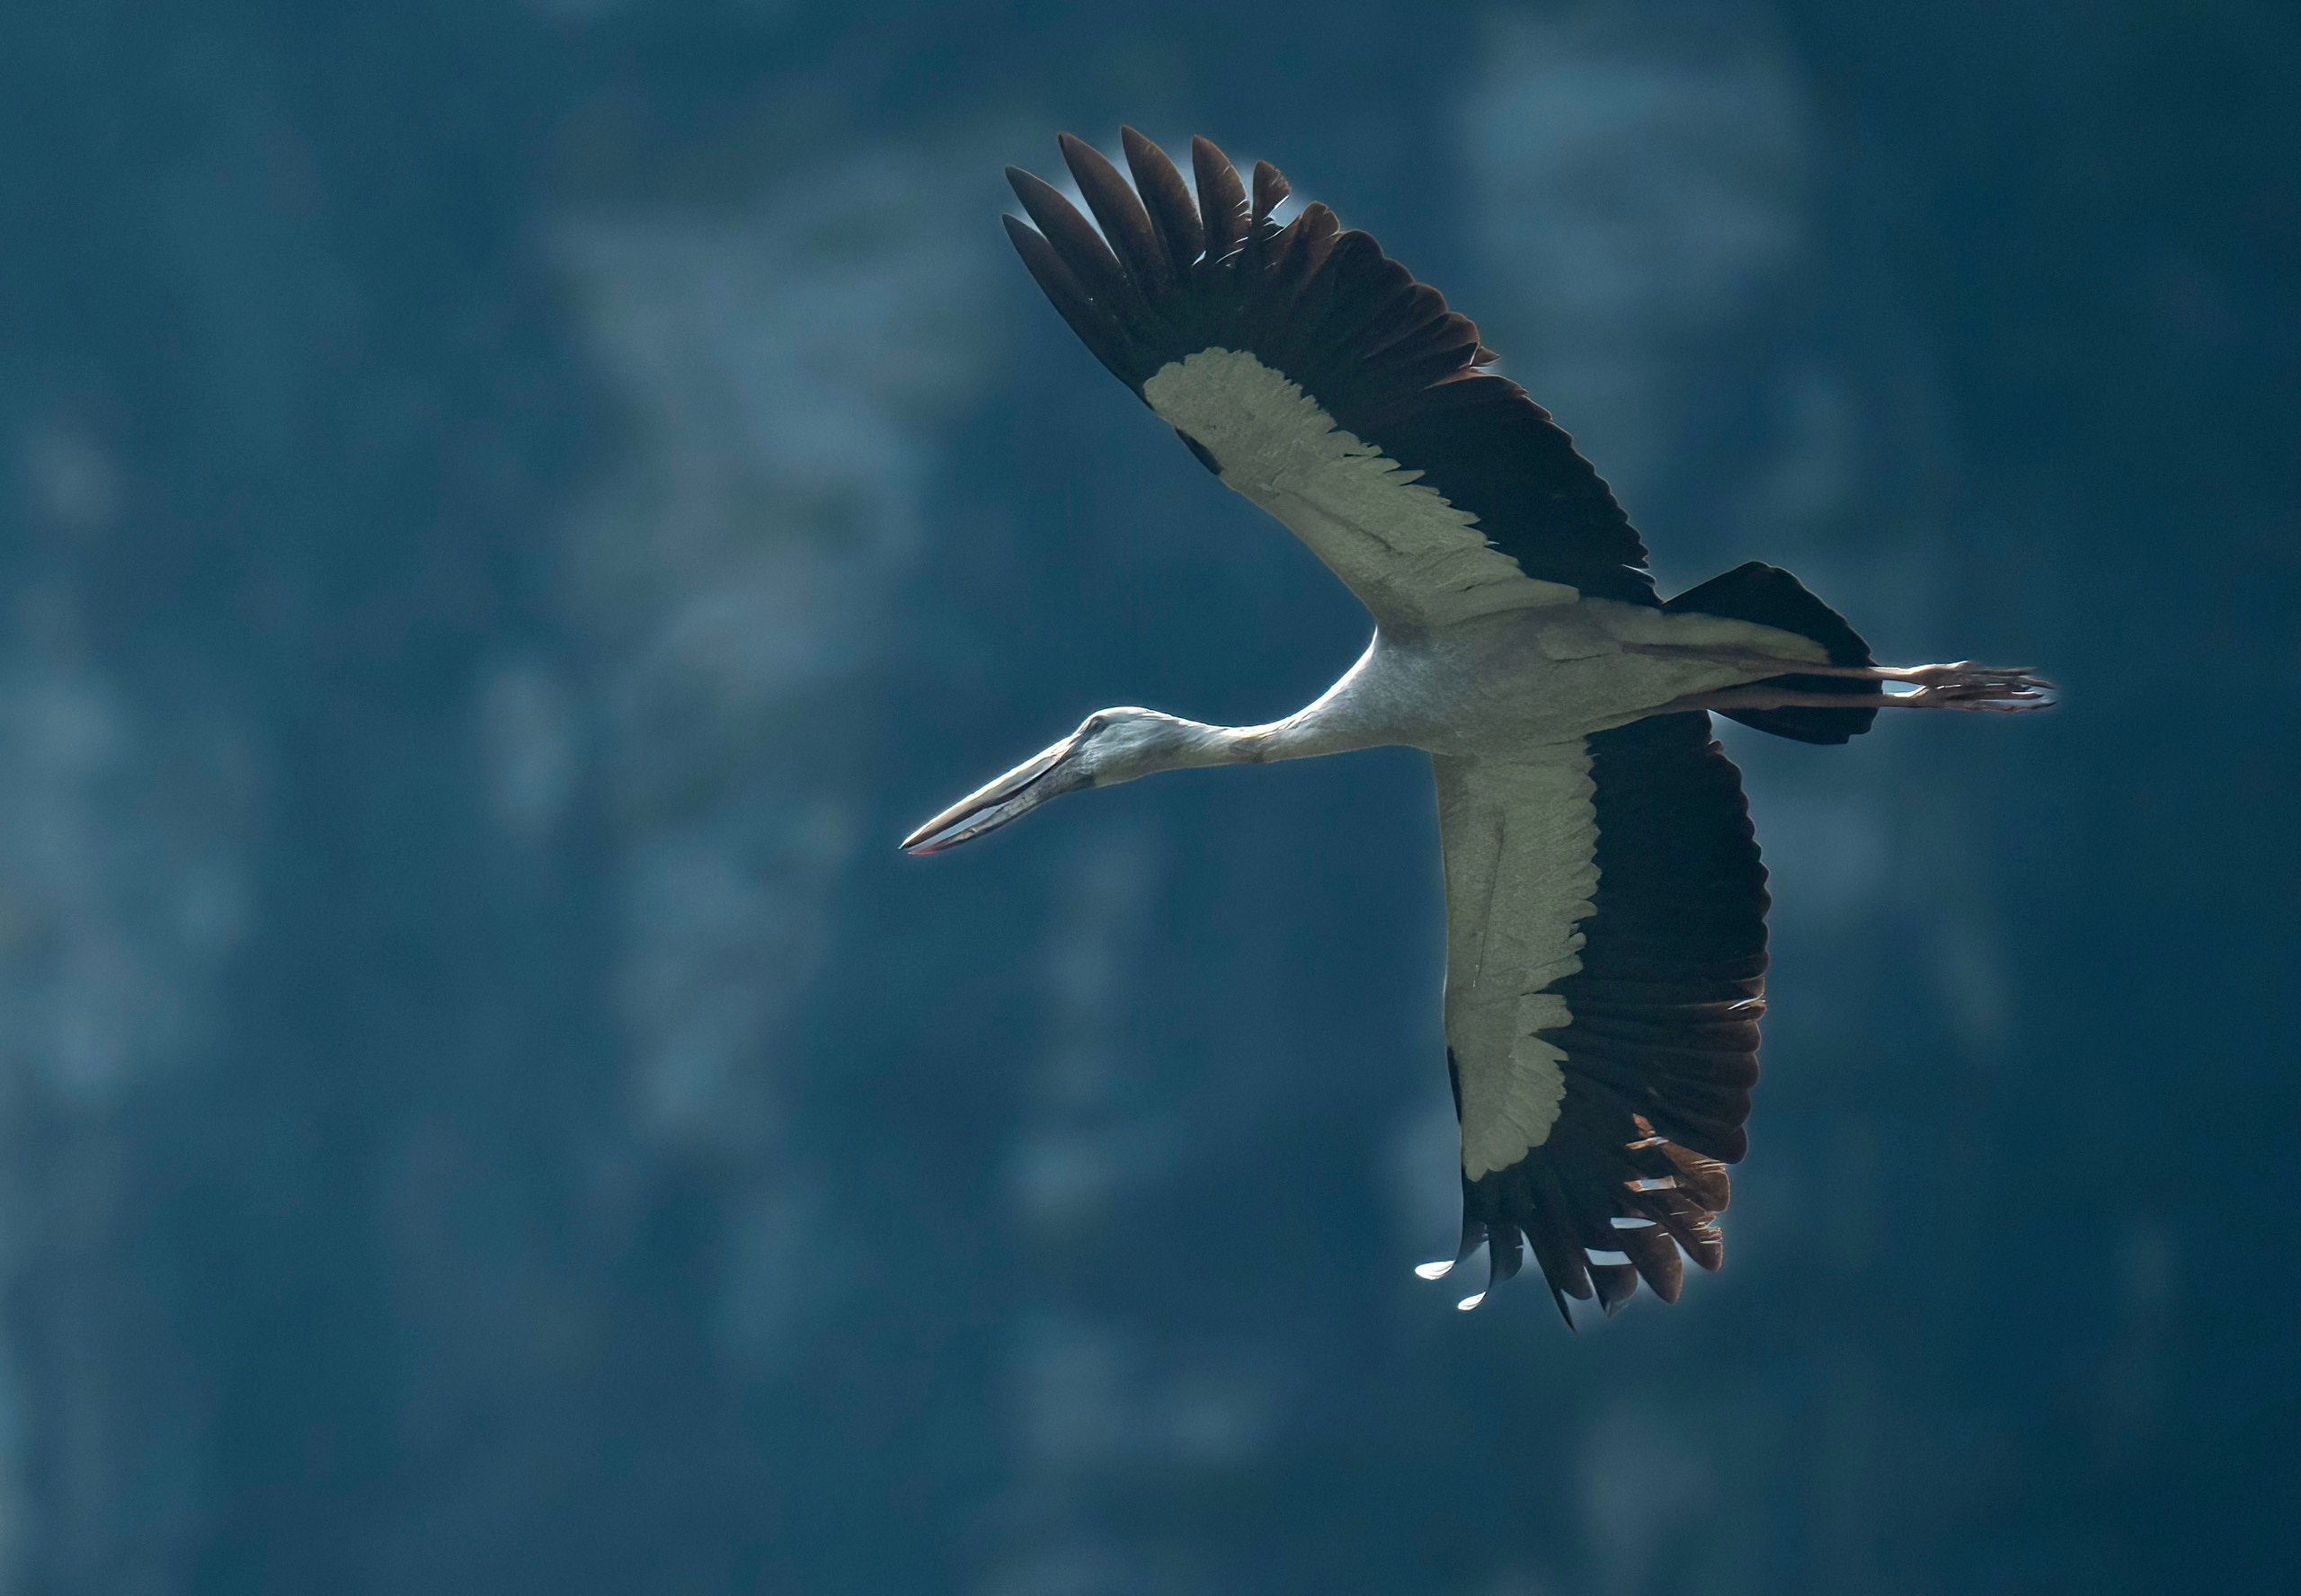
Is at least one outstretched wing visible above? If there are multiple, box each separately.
[1432,713,1767,1322]
[1004,131,1659,626]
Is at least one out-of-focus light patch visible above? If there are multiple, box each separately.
[1812,1117,1882,1272]
[1038,838,1152,1033]
[1461,13,1807,324]
[475,656,581,849]
[1009,1308,1275,1470]
[715,1180,844,1372]
[1022,830,1154,1117]
[1746,362,1862,532]
[1578,1397,1716,1594]
[554,148,999,684]
[976,1542,1139,1596]
[172,857,249,960]
[2092,1215,2177,1459]
[1742,789,1891,927]
[21,421,121,536]
[1008,1121,1178,1233]
[551,137,999,1157]
[524,0,795,26]
[992,1305,1284,1590]
[1932,913,2012,1051]
[1457,6,1808,497]
[1162,1365,1276,1463]
[0,658,257,1113]
[1008,831,1178,1236]
[616,823,840,1147]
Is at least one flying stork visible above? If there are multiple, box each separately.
[902,131,2051,1325]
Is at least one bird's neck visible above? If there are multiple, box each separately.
[1158,708,1373,769]
[1117,650,1388,776]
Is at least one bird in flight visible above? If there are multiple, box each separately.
[902,131,2051,1325]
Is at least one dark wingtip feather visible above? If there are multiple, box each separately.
[1591,1261,1639,1317]
[1057,131,1168,295]
[1620,1225,1685,1303]
[1005,164,1080,231]
[1001,213,1139,384]
[1251,158,1291,222]
[999,210,1063,288]
[1007,163,1140,317]
[1663,1145,1734,1210]
[1191,136,1249,262]
[1487,1223,1524,1289]
[1120,126,1204,271]
[1660,1204,1726,1272]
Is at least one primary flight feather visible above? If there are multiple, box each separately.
[904,130,2050,1326]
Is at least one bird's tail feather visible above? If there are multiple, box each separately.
[1665,562,1879,744]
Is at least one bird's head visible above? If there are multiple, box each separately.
[900,708,1214,856]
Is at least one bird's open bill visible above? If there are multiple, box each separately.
[900,734,1086,856]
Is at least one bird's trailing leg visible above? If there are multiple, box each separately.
[1626,643,2057,714]
[1665,673,2054,715]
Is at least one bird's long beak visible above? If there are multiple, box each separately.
[900,733,1088,856]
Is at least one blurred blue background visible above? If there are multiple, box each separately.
[2,1,2294,1591]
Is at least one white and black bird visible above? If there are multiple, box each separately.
[902,131,2050,1325]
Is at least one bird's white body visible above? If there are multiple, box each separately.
[1233,600,1830,764]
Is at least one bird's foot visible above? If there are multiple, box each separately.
[1886,662,2057,712]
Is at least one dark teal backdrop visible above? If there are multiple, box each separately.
[0,2,2292,1591]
